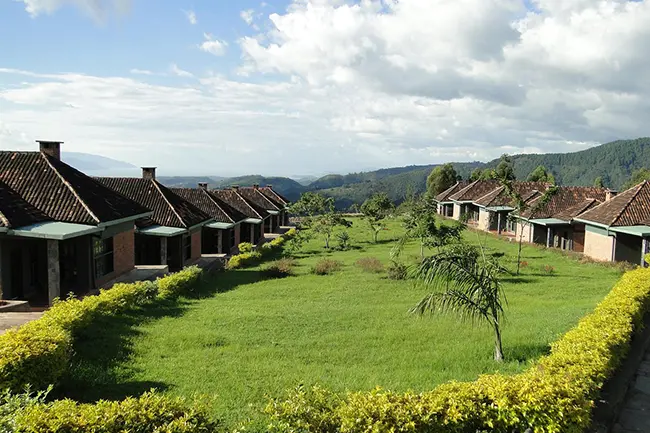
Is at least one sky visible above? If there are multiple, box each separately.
[0,0,649,177]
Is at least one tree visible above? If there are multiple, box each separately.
[469,168,483,181]
[360,193,395,243]
[289,192,333,227]
[594,176,605,188]
[312,212,352,249]
[527,165,555,184]
[426,163,457,196]
[494,154,516,182]
[624,168,650,190]
[410,243,508,361]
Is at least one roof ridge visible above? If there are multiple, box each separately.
[42,153,100,224]
[235,190,263,219]
[201,189,235,224]
[153,180,187,228]
[611,181,646,226]
[254,188,279,210]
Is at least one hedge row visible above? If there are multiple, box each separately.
[266,267,650,433]
[0,266,203,393]
[227,228,297,270]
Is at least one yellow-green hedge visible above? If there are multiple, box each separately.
[12,390,220,432]
[0,267,203,393]
[267,267,650,433]
[228,229,297,269]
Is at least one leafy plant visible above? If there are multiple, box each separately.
[238,242,254,254]
[263,258,296,279]
[335,231,351,251]
[313,213,352,249]
[360,193,395,243]
[355,257,384,274]
[311,259,343,276]
[387,261,408,280]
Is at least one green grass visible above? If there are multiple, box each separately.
[58,218,624,428]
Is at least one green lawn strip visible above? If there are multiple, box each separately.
[58,218,622,428]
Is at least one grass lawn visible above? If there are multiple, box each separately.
[58,218,624,428]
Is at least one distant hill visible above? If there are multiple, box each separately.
[156,176,225,188]
[62,152,138,176]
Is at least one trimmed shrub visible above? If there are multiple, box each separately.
[238,242,254,253]
[227,251,263,270]
[157,265,203,299]
[355,257,384,274]
[263,258,296,279]
[387,261,408,280]
[267,268,650,433]
[13,390,220,433]
[311,259,343,276]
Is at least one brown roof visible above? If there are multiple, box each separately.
[474,182,550,208]
[521,186,608,220]
[577,181,650,227]
[0,181,51,229]
[0,151,150,226]
[449,180,501,202]
[435,181,471,202]
[239,187,280,212]
[96,177,211,228]
[259,186,288,208]
[554,199,602,222]
[211,189,264,220]
[170,188,247,224]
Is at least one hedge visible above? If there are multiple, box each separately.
[227,229,297,270]
[266,267,650,433]
[0,266,203,393]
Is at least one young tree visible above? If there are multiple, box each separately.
[624,168,650,189]
[289,192,333,227]
[594,176,605,188]
[469,168,484,181]
[360,193,395,243]
[410,243,508,361]
[426,163,457,196]
[527,165,555,184]
[312,212,352,249]
[494,154,516,181]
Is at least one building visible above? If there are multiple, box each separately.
[259,185,291,226]
[170,183,248,255]
[0,141,151,305]
[575,182,650,264]
[96,168,212,272]
[435,181,471,217]
[447,180,502,223]
[238,185,283,233]
[514,187,610,251]
[211,187,266,247]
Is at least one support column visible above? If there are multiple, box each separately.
[250,224,255,244]
[497,213,502,234]
[546,227,552,248]
[0,242,4,299]
[160,237,168,266]
[46,240,60,305]
[217,230,223,254]
[642,238,648,267]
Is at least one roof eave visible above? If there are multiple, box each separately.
[97,211,153,229]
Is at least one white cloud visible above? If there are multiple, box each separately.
[18,0,130,18]
[184,9,197,25]
[241,9,255,25]
[169,64,194,78]
[130,68,154,75]
[199,33,228,56]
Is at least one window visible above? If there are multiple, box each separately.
[183,233,192,261]
[94,237,114,279]
[505,218,517,234]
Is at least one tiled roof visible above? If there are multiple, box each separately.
[211,189,264,220]
[96,178,211,228]
[449,180,501,202]
[261,186,290,205]
[259,187,288,208]
[435,181,471,202]
[474,182,550,208]
[170,188,247,224]
[577,181,650,227]
[521,186,608,220]
[0,181,51,228]
[555,198,602,222]
[0,151,150,226]
[239,187,280,212]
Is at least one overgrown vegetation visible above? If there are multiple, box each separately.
[355,257,384,274]
[311,258,344,275]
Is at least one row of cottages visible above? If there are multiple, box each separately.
[436,179,650,265]
[0,141,291,306]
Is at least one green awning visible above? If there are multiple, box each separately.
[137,225,187,237]
[610,226,650,237]
[486,206,514,212]
[530,218,569,226]
[267,210,280,215]
[206,222,234,230]
[244,218,262,224]
[11,222,102,240]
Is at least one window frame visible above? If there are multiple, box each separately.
[183,232,192,261]
[93,236,114,279]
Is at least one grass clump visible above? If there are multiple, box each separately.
[355,257,384,273]
[311,258,343,275]
[387,261,408,280]
[263,258,296,279]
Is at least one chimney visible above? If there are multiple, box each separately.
[267,184,273,189]
[253,184,260,189]
[605,189,617,202]
[198,182,208,190]
[142,167,157,180]
[37,140,63,160]
[231,185,239,191]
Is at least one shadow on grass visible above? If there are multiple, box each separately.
[55,268,274,403]
[502,276,540,284]
[504,342,551,363]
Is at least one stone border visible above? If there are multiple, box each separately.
[0,300,31,313]
[589,312,650,432]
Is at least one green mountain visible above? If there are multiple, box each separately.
[211,176,306,201]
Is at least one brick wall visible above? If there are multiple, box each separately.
[584,227,614,262]
[478,209,491,232]
[96,228,135,288]
[191,229,202,260]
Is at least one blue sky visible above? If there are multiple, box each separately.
[0,1,648,177]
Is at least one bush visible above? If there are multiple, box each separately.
[157,266,203,299]
[336,231,351,251]
[0,386,51,432]
[263,258,296,279]
[238,242,254,253]
[355,257,384,273]
[227,251,263,270]
[267,268,650,433]
[12,390,220,433]
[541,264,555,275]
[311,259,343,276]
[387,261,408,280]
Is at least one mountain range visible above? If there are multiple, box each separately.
[64,138,650,210]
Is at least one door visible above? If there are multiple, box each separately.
[9,248,24,299]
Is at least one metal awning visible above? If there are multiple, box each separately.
[610,226,650,237]
[206,222,234,230]
[266,210,280,215]
[137,225,187,237]
[486,206,514,212]
[530,218,569,226]
[10,222,102,240]
[244,218,263,224]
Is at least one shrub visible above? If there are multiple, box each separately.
[227,251,263,270]
[387,261,408,280]
[238,242,254,253]
[541,264,555,275]
[355,257,384,273]
[267,268,650,433]
[311,259,343,276]
[157,266,203,299]
[336,231,351,251]
[12,390,220,433]
[0,386,51,432]
[263,258,296,279]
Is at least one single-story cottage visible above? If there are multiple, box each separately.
[435,181,471,217]
[447,180,501,223]
[238,185,283,233]
[210,187,266,247]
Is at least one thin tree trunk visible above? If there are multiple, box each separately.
[374,229,379,243]
[325,233,330,249]
[516,232,524,276]
[493,322,504,362]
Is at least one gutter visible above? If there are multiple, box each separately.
[97,211,153,228]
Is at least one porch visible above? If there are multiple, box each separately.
[135,226,198,272]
